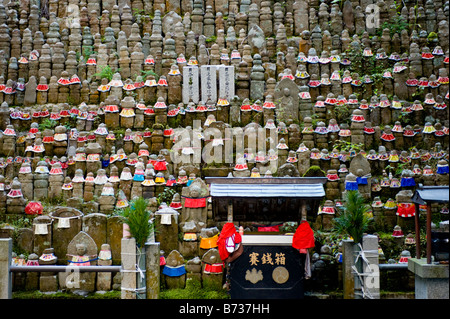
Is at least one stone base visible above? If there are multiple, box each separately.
[39,275,58,292]
[97,272,112,291]
[202,273,224,290]
[165,274,186,289]
[408,258,449,299]
[178,241,199,259]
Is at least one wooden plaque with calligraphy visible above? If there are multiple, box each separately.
[229,243,305,299]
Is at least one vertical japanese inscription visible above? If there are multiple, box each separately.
[219,66,235,101]
[182,66,199,104]
[201,65,217,103]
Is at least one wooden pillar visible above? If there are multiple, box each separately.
[227,199,233,222]
[145,242,160,299]
[300,199,307,221]
[414,203,421,259]
[426,203,432,264]
[342,239,355,299]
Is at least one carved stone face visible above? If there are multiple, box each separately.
[76,244,87,256]
[190,188,199,198]
[283,87,290,96]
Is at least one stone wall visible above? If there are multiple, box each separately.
[0,0,448,294]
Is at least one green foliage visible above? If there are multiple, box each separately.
[396,111,411,125]
[13,290,121,299]
[310,113,320,127]
[427,32,438,41]
[332,140,364,153]
[384,162,408,176]
[81,46,97,61]
[0,216,34,229]
[302,165,326,177]
[205,35,217,43]
[160,278,229,299]
[156,187,177,207]
[281,221,298,233]
[333,103,351,123]
[1,216,34,256]
[141,69,159,81]
[40,194,65,208]
[345,47,389,94]
[93,65,116,81]
[377,15,409,37]
[113,128,126,139]
[332,191,372,244]
[117,197,153,248]
[38,118,58,131]
[314,230,343,257]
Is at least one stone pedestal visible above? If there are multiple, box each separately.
[0,238,12,299]
[38,247,58,292]
[408,258,449,299]
[97,244,113,291]
[121,238,137,299]
[155,214,179,254]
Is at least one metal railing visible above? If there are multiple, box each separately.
[378,263,409,270]
[10,265,122,273]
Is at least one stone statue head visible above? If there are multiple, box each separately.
[76,243,87,256]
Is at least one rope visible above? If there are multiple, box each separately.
[351,243,379,299]
[121,286,147,299]
[120,261,146,299]
[120,248,147,298]
[121,264,145,281]
[121,287,147,292]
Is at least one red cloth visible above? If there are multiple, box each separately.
[204,263,224,273]
[258,225,281,232]
[292,222,315,250]
[25,202,43,215]
[184,197,206,208]
[397,203,416,217]
[153,161,167,171]
[217,223,242,262]
[169,202,182,209]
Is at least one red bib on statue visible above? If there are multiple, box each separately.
[184,197,207,208]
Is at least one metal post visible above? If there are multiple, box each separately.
[0,239,12,299]
[414,203,421,259]
[426,203,432,264]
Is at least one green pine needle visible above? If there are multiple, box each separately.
[332,190,371,244]
[119,197,153,247]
